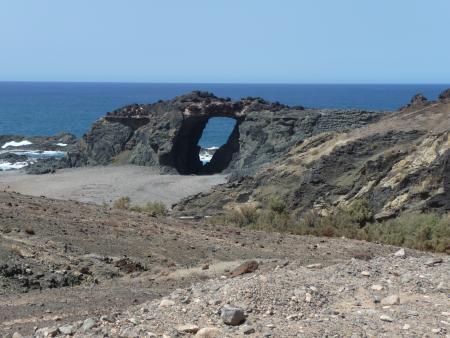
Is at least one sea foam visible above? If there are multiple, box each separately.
[1,140,33,149]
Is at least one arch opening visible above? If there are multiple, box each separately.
[171,116,239,175]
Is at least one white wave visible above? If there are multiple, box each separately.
[199,153,213,164]
[204,146,219,150]
[10,150,66,157]
[56,143,67,147]
[0,161,29,171]
[1,140,33,149]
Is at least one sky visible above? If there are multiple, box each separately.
[0,0,449,84]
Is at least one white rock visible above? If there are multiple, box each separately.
[380,315,394,322]
[306,263,322,269]
[394,248,405,257]
[371,284,383,291]
[361,271,371,277]
[159,299,175,307]
[177,324,199,333]
[195,327,223,338]
[381,294,400,305]
[402,324,410,330]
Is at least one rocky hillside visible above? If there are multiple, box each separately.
[1,192,448,337]
[71,91,382,175]
[174,90,450,221]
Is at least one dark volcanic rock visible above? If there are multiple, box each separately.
[439,88,450,101]
[401,93,429,110]
[74,91,383,175]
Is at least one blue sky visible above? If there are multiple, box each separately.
[0,0,449,83]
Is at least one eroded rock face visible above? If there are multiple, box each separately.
[174,92,450,218]
[73,91,382,175]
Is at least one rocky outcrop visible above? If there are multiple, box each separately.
[74,91,382,175]
[174,90,450,218]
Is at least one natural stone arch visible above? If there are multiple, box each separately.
[170,115,240,175]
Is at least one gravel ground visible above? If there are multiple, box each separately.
[0,165,227,207]
[27,254,449,338]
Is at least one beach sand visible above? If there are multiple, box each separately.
[0,165,227,208]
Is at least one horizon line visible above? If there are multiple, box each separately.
[1,80,450,86]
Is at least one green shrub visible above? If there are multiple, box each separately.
[208,194,449,253]
[132,201,168,217]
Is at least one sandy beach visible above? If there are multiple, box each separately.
[0,165,227,207]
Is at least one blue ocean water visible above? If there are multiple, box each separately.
[0,82,448,148]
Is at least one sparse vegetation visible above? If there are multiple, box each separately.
[210,196,449,253]
[113,196,131,210]
[113,197,168,217]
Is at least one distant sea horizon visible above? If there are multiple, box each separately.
[0,82,449,148]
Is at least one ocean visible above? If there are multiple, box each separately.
[0,82,449,149]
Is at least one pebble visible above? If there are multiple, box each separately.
[425,258,443,267]
[380,315,394,322]
[371,284,383,291]
[177,324,200,333]
[241,324,256,334]
[159,299,175,307]
[59,324,75,335]
[195,327,222,337]
[402,324,410,330]
[394,248,405,257]
[381,294,400,305]
[306,263,322,269]
[221,305,245,325]
[81,318,96,332]
[361,271,371,277]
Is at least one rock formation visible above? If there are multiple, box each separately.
[73,91,382,175]
[174,89,450,219]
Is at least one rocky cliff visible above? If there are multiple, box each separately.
[73,91,382,175]
[174,90,450,219]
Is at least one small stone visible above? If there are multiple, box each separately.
[81,318,96,332]
[425,257,443,267]
[241,324,255,334]
[177,324,199,334]
[59,324,75,335]
[371,284,383,291]
[221,305,245,326]
[201,264,209,270]
[380,315,394,322]
[394,248,405,257]
[306,263,322,269]
[230,260,259,277]
[12,333,23,338]
[286,314,299,321]
[361,271,371,277]
[432,328,442,333]
[159,299,175,307]
[402,324,410,330]
[195,327,222,338]
[266,324,275,328]
[442,312,450,316]
[381,294,400,305]
[305,293,312,303]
